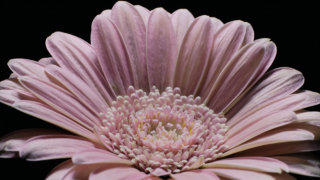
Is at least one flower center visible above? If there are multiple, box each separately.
[97,86,228,174]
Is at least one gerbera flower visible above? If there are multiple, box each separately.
[0,1,319,179]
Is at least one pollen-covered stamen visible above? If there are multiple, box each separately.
[97,86,229,174]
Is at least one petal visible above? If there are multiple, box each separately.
[147,8,177,90]
[173,15,216,95]
[44,65,108,115]
[205,39,276,112]
[19,76,99,129]
[8,58,50,81]
[225,111,296,148]
[199,21,253,99]
[227,67,304,124]
[38,57,57,66]
[134,5,150,25]
[0,129,55,158]
[46,32,114,104]
[223,127,316,157]
[13,100,96,141]
[171,170,219,180]
[111,1,148,90]
[72,148,133,165]
[89,166,149,180]
[171,9,195,50]
[91,13,138,95]
[273,155,320,177]
[294,90,320,110]
[236,141,320,157]
[203,157,289,173]
[19,134,98,161]
[227,92,307,135]
[46,160,74,180]
[208,168,280,180]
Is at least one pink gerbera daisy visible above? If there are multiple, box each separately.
[1,1,319,179]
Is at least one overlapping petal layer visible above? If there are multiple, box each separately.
[0,1,319,179]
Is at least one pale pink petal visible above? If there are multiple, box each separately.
[203,157,289,173]
[91,13,138,95]
[19,76,99,129]
[199,21,253,99]
[171,170,219,180]
[134,5,150,25]
[45,32,114,104]
[225,111,296,148]
[208,168,279,180]
[72,148,133,165]
[111,1,148,90]
[0,78,25,91]
[147,8,177,90]
[296,111,320,123]
[46,160,74,180]
[294,90,320,110]
[13,100,96,141]
[62,164,109,180]
[8,58,51,81]
[205,39,276,113]
[227,67,304,124]
[227,92,307,133]
[171,9,195,50]
[0,129,55,158]
[45,65,108,115]
[173,15,216,95]
[19,134,98,161]
[274,155,320,177]
[89,166,149,180]
[223,126,316,157]
[236,141,320,157]
[38,57,57,66]
[0,78,95,140]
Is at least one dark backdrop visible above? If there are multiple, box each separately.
[0,0,319,179]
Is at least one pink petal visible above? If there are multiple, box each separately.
[227,92,307,135]
[171,9,195,50]
[13,100,96,141]
[173,15,216,95]
[225,111,296,148]
[8,58,50,81]
[236,141,320,157]
[134,5,150,25]
[46,160,74,180]
[72,148,133,165]
[91,13,138,95]
[171,170,219,180]
[0,129,55,158]
[273,155,320,177]
[45,32,114,104]
[147,8,177,90]
[227,67,304,125]
[38,57,57,66]
[293,90,320,110]
[19,134,98,161]
[199,21,253,99]
[45,65,108,115]
[205,39,276,113]
[19,76,99,129]
[89,166,149,180]
[203,156,289,173]
[223,126,316,157]
[208,168,279,180]
[111,1,148,90]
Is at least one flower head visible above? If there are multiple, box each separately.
[1,1,320,179]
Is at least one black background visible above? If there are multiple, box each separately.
[0,0,319,179]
